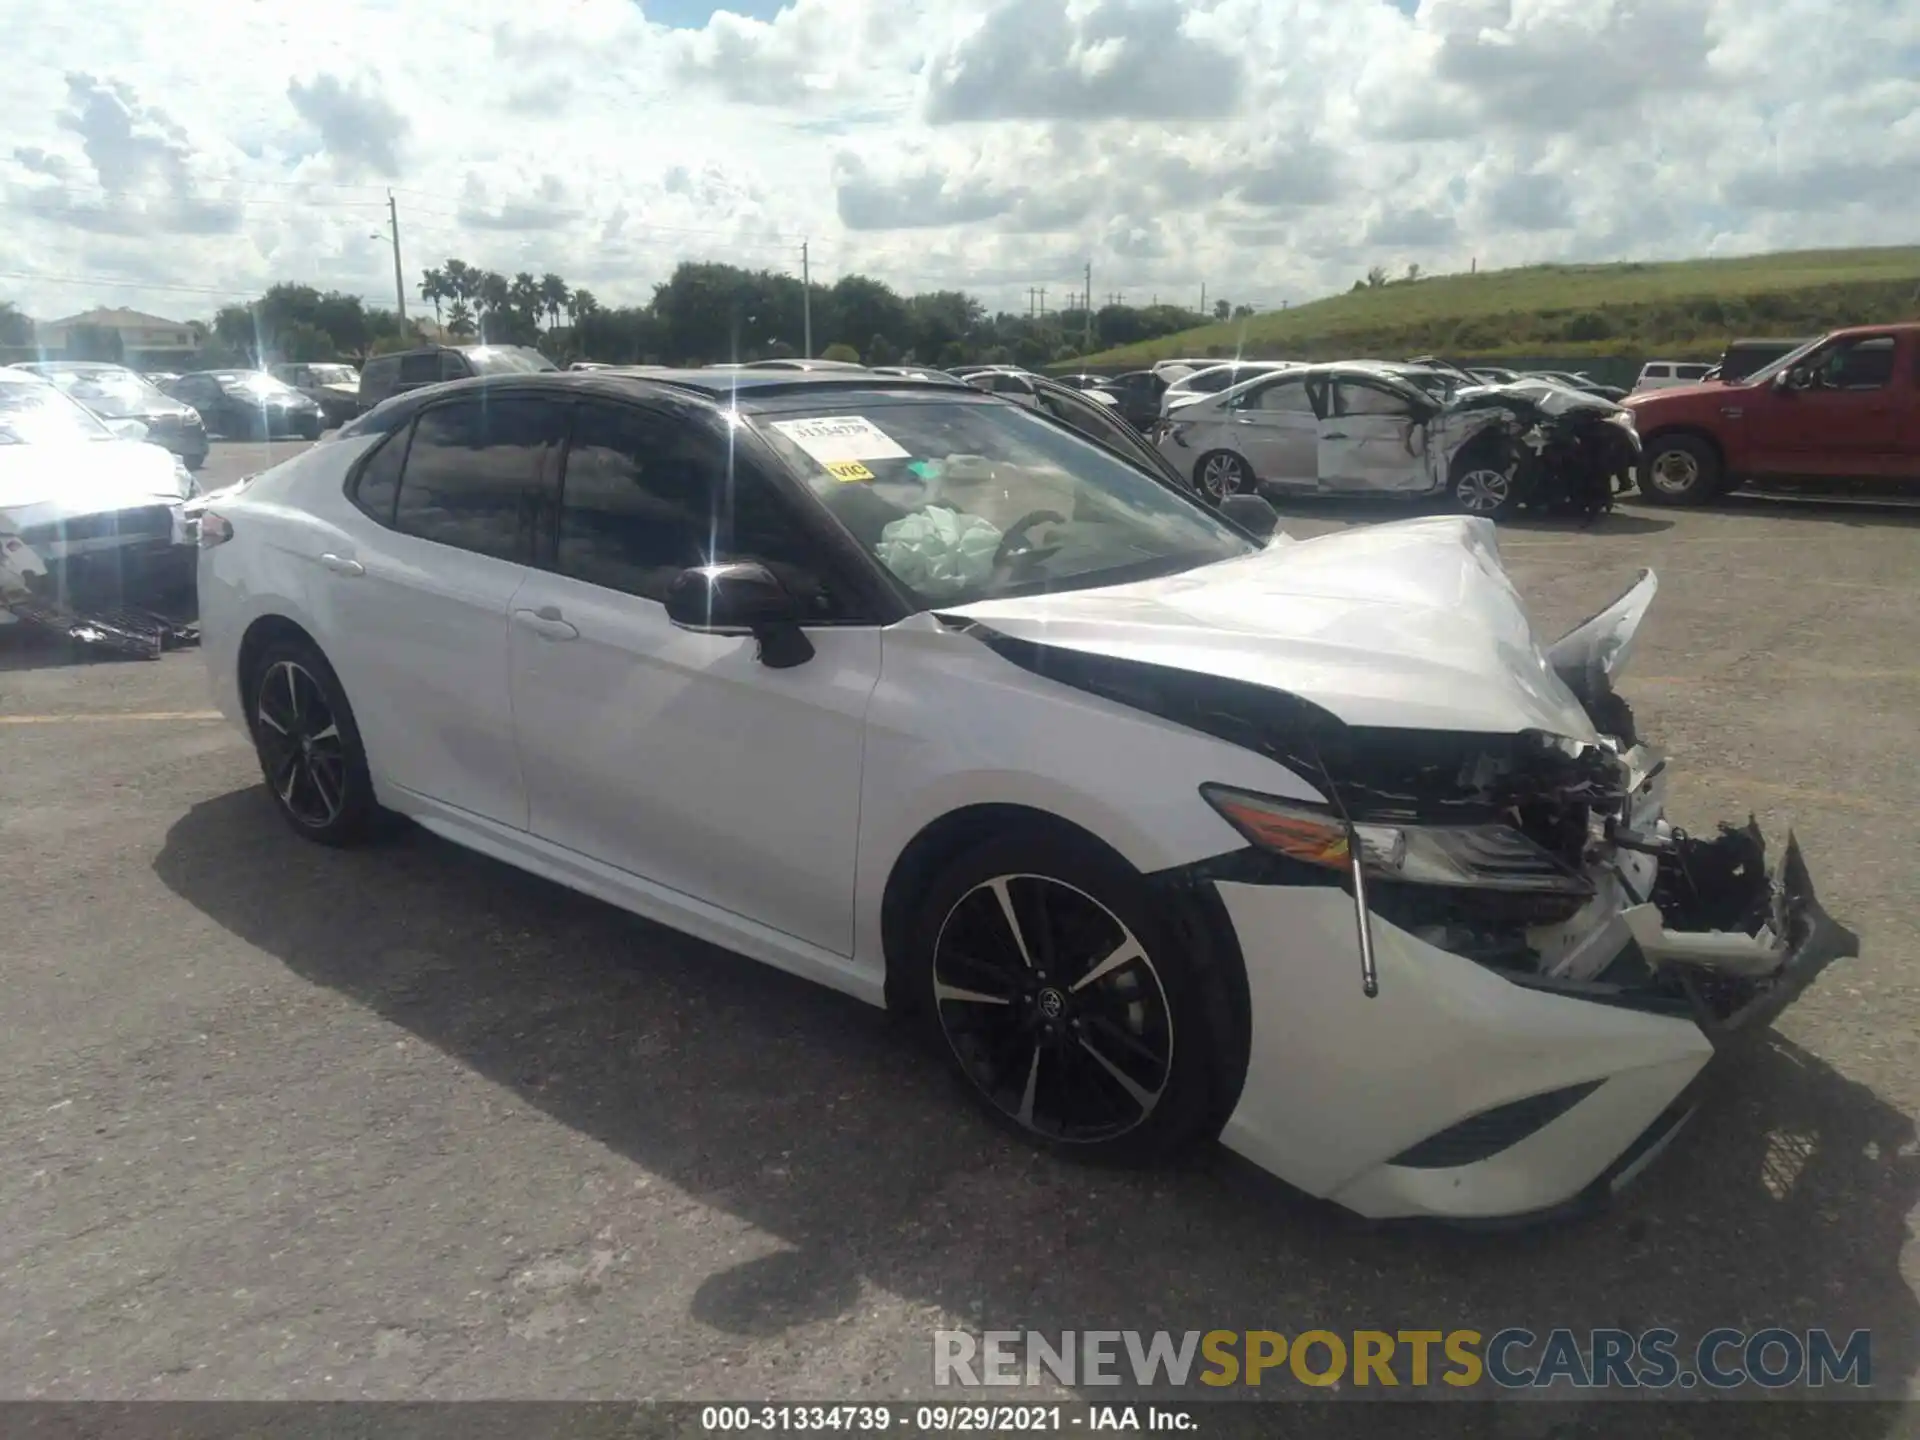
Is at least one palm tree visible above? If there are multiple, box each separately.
[538,273,570,332]
[570,288,600,323]
[446,301,476,339]
[440,259,479,326]
[509,271,541,330]
[418,267,447,328]
[477,272,510,340]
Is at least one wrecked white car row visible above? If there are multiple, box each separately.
[0,370,202,658]
[1155,361,1642,519]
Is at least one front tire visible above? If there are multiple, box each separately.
[907,830,1239,1163]
[1448,460,1520,518]
[247,638,377,846]
[1637,434,1723,505]
[1194,449,1254,502]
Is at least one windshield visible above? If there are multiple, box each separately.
[0,378,114,444]
[1743,335,1832,385]
[466,346,557,375]
[34,366,172,418]
[752,399,1257,607]
[215,371,301,399]
[308,364,357,385]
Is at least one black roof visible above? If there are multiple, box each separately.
[336,367,989,440]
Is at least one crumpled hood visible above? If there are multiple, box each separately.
[0,440,187,525]
[945,514,1600,740]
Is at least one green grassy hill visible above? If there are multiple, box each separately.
[1070,247,1920,369]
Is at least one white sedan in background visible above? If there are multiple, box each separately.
[1155,362,1641,516]
[0,370,200,655]
[1159,360,1304,419]
[195,367,1852,1221]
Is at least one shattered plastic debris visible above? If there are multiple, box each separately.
[4,595,199,660]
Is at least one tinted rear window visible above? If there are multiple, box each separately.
[392,398,567,561]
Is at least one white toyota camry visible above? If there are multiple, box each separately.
[197,369,1857,1221]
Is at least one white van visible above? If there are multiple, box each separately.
[1632,361,1714,393]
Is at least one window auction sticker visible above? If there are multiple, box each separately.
[770,415,910,466]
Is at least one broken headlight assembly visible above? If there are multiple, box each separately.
[1201,784,1594,897]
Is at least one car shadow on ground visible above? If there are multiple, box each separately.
[154,790,1920,1418]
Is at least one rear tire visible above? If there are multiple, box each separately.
[1194,450,1254,502]
[1637,434,1723,505]
[246,637,377,846]
[906,829,1240,1164]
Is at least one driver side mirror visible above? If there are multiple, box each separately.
[1218,492,1281,540]
[664,561,816,669]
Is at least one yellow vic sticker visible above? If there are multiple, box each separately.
[827,460,875,482]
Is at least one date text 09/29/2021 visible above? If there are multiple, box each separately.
[701,1407,1184,1432]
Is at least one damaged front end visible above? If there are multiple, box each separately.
[1,510,200,659]
[968,564,1857,1045]
[1445,379,1642,520]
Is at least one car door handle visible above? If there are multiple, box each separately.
[1323,432,1348,440]
[513,606,579,642]
[319,553,364,578]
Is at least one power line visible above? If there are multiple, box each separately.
[0,269,258,297]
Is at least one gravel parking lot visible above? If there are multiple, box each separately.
[4,440,1918,1409]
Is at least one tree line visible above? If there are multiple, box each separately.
[165,258,1222,372]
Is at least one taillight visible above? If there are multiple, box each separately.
[199,512,234,547]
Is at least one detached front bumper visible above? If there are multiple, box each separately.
[1,518,200,659]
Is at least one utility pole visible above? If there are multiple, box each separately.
[801,240,812,358]
[1083,261,1092,350]
[1199,281,1206,317]
[1038,287,1047,316]
[386,190,406,323]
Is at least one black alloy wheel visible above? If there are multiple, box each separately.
[932,872,1175,1143]
[249,639,376,845]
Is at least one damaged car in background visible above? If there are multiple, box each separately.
[197,368,1855,1222]
[1156,361,1642,517]
[0,370,201,659]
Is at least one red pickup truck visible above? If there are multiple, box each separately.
[1624,323,1920,504]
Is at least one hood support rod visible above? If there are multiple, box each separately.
[1307,737,1380,999]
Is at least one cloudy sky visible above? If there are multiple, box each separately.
[3,0,1917,325]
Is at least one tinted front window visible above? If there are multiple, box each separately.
[752,400,1255,607]
[1817,337,1895,389]
[557,402,837,610]
[394,398,566,561]
[398,354,441,384]
[1337,382,1417,417]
